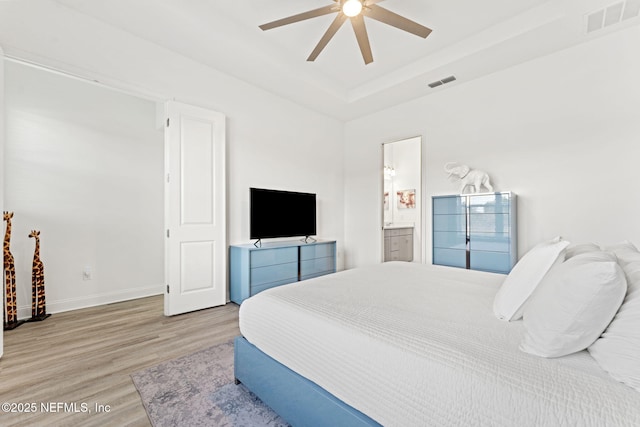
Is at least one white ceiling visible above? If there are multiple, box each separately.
[3,0,640,120]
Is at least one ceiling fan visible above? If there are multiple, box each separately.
[259,0,432,65]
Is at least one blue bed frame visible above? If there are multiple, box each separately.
[234,336,381,427]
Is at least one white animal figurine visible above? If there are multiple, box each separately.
[444,162,494,194]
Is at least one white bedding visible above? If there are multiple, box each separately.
[239,262,640,427]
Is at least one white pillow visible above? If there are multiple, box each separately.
[589,260,640,391]
[564,242,601,260]
[493,236,570,321]
[604,241,640,266]
[520,251,627,358]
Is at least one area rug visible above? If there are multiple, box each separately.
[131,340,289,427]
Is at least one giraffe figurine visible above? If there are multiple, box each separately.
[28,230,50,322]
[3,211,24,330]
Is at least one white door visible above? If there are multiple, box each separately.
[164,101,226,316]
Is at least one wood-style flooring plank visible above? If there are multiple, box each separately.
[0,295,240,427]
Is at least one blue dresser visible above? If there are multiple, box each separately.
[432,192,516,274]
[229,240,336,304]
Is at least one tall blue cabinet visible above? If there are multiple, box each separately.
[432,192,516,274]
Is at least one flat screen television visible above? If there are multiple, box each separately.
[250,188,317,240]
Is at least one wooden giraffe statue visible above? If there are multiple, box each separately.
[3,211,24,330]
[29,230,50,321]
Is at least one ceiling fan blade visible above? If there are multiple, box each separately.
[363,4,432,38]
[350,15,373,65]
[307,13,349,62]
[259,5,338,31]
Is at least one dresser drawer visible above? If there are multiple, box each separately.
[469,213,511,233]
[388,252,403,261]
[300,243,335,260]
[250,262,298,286]
[433,231,467,250]
[469,233,511,252]
[433,196,465,214]
[300,257,335,280]
[251,278,297,295]
[433,214,466,232]
[470,251,511,274]
[389,236,410,250]
[250,247,297,268]
[433,248,466,268]
[384,227,413,237]
[468,194,511,213]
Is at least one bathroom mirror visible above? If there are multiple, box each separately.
[382,136,422,263]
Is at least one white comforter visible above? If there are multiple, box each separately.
[239,262,640,427]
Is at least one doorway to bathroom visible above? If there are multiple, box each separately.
[382,136,422,263]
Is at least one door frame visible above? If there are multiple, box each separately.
[380,135,424,263]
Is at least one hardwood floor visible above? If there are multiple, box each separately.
[0,296,240,427]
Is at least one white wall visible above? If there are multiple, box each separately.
[5,61,164,316]
[1,46,4,356]
[344,26,640,269]
[0,2,345,313]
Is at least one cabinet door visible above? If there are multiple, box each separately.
[396,236,413,261]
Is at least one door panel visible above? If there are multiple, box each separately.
[180,241,215,292]
[181,117,214,225]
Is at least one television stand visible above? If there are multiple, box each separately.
[229,240,336,304]
[302,236,317,244]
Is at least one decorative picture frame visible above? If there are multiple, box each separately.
[397,189,416,209]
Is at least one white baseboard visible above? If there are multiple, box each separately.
[16,284,164,319]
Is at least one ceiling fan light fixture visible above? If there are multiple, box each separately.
[342,0,363,17]
[259,1,433,64]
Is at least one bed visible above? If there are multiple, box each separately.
[234,261,640,426]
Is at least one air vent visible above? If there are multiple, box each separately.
[428,75,457,88]
[586,0,640,33]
